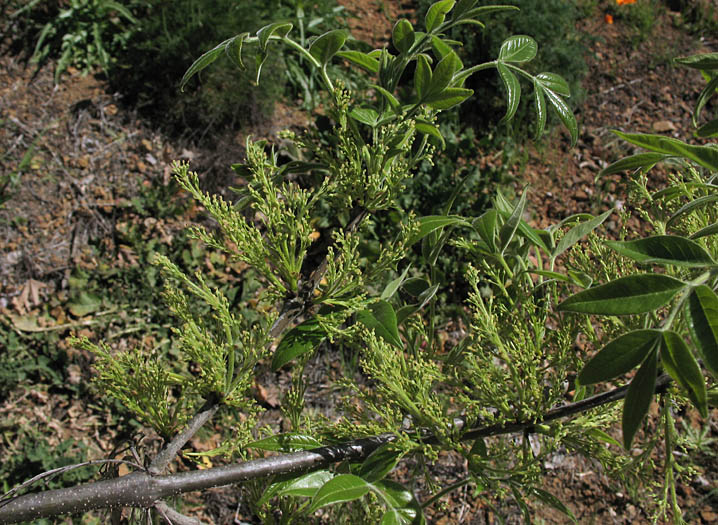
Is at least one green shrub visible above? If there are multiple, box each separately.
[23,0,138,83]
[415,0,588,141]
[111,0,348,139]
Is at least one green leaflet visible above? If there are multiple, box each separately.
[612,130,718,172]
[257,21,292,51]
[358,300,402,348]
[553,209,613,260]
[622,349,658,449]
[427,51,462,97]
[272,317,327,370]
[534,72,570,96]
[696,118,718,138]
[275,470,334,498]
[308,474,371,512]
[247,433,322,452]
[358,444,401,482]
[675,52,718,70]
[690,221,718,240]
[381,266,411,301]
[376,480,422,525]
[692,75,718,128]
[425,87,473,110]
[498,35,537,63]
[558,274,686,315]
[661,330,708,417]
[686,285,718,377]
[309,29,348,66]
[414,54,432,100]
[498,188,528,253]
[544,87,578,147]
[605,235,715,268]
[598,152,669,177]
[532,81,547,140]
[497,62,520,122]
[392,19,415,54]
[473,209,497,252]
[407,215,470,246]
[668,194,718,228]
[578,330,661,385]
[425,0,456,32]
[337,51,380,74]
[180,36,235,92]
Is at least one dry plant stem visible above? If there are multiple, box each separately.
[0,374,672,524]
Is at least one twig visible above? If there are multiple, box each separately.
[148,399,221,475]
[155,501,204,525]
[0,374,672,524]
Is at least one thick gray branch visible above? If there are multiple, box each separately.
[0,374,671,524]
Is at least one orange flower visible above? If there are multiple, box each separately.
[616,0,637,5]
[604,13,614,24]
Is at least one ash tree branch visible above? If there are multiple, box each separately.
[0,374,672,524]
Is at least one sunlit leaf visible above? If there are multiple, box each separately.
[256,21,292,51]
[408,215,469,246]
[529,488,577,524]
[414,54,432,100]
[605,235,714,267]
[272,318,327,370]
[429,51,462,96]
[392,19,415,54]
[686,285,718,377]
[553,209,613,259]
[696,118,718,138]
[692,75,718,127]
[497,62,520,122]
[498,35,537,63]
[224,32,249,71]
[534,72,570,96]
[612,130,718,172]
[622,350,658,449]
[598,153,670,177]
[533,82,547,140]
[415,119,445,148]
[277,470,334,499]
[358,300,402,348]
[661,330,708,417]
[350,107,380,127]
[247,433,322,452]
[309,29,348,66]
[578,330,661,385]
[558,274,686,315]
[498,188,527,253]
[668,194,718,228]
[358,445,401,482]
[308,474,371,512]
[675,52,718,70]
[425,0,456,32]
[545,88,578,147]
[425,87,473,110]
[473,209,497,252]
[180,37,234,92]
[337,51,380,73]
[381,266,411,301]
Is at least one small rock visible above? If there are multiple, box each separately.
[652,120,676,132]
